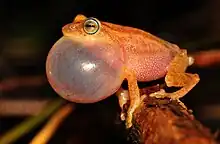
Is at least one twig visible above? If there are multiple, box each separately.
[0,99,49,116]
[0,75,46,91]
[29,103,74,144]
[0,99,65,144]
[126,86,218,144]
[192,49,220,67]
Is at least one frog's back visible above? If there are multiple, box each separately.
[102,22,180,81]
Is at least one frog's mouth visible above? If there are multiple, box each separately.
[46,36,124,103]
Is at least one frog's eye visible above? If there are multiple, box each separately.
[83,18,100,35]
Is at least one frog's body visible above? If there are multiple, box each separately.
[100,22,181,81]
[46,14,199,128]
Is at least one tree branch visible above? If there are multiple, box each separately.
[192,49,220,67]
[126,86,219,144]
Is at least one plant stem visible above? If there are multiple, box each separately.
[0,99,65,144]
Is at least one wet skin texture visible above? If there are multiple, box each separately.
[46,14,200,128]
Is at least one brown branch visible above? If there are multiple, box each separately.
[0,75,46,91]
[126,86,219,144]
[192,49,220,67]
[0,99,50,116]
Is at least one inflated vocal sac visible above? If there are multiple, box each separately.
[46,37,124,103]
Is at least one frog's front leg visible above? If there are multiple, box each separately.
[116,87,147,125]
[117,67,141,128]
[149,49,200,105]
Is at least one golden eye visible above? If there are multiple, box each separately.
[83,18,100,35]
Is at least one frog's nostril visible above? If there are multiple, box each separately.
[62,24,74,33]
[69,25,75,30]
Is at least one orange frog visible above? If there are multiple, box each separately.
[46,14,200,128]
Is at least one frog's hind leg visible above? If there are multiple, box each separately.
[149,49,200,106]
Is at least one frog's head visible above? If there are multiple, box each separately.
[46,14,125,103]
[62,14,117,44]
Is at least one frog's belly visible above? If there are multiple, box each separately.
[126,52,174,82]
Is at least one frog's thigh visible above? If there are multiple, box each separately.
[150,49,200,100]
[123,67,141,128]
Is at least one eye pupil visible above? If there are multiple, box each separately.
[83,18,100,34]
[85,23,95,28]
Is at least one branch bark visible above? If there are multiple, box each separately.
[126,85,219,144]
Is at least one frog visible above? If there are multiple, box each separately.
[46,14,200,129]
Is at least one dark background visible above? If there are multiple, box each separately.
[1,0,220,143]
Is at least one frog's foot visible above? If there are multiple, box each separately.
[149,89,187,109]
[149,89,185,100]
[116,88,129,121]
[149,89,168,99]
[125,94,147,128]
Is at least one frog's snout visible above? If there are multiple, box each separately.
[62,24,76,35]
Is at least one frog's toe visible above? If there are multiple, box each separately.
[125,113,133,128]
[120,112,126,121]
[149,89,168,98]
